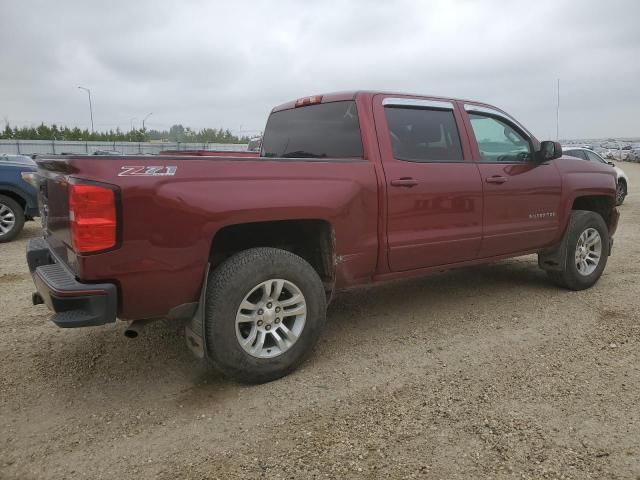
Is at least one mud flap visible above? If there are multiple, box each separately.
[184,264,210,359]
[538,233,569,272]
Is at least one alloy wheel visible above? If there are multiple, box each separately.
[575,227,602,276]
[616,183,625,204]
[0,203,16,237]
[235,279,307,358]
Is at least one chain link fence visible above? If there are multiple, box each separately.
[0,140,249,156]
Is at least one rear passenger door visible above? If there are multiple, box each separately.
[373,95,484,272]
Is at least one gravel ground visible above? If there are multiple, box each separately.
[1,163,639,480]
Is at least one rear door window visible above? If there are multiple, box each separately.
[261,101,363,158]
[384,107,463,162]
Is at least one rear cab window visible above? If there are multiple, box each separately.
[261,101,363,159]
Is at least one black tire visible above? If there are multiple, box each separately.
[204,247,326,384]
[0,195,25,243]
[546,210,609,291]
[616,180,627,206]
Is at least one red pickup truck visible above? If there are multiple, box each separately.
[28,91,619,383]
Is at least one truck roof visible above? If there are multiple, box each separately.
[271,90,503,113]
[270,90,531,141]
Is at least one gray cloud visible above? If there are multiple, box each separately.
[1,0,639,139]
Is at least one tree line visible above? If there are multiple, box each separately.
[1,123,251,144]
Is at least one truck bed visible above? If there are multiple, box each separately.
[36,154,379,320]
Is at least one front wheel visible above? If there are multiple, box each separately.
[204,247,326,383]
[616,181,627,206]
[546,210,610,291]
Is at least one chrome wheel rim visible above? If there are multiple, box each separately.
[0,203,16,236]
[616,183,625,204]
[575,228,602,276]
[235,279,306,358]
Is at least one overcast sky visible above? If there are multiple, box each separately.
[1,0,639,139]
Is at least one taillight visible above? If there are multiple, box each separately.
[68,183,117,253]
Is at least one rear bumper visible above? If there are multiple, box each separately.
[27,237,117,328]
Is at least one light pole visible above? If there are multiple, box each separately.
[142,112,152,130]
[556,78,560,141]
[77,86,94,132]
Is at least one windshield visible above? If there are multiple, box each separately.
[261,101,363,159]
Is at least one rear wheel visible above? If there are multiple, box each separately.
[616,181,627,206]
[0,195,25,243]
[546,210,609,290]
[204,247,326,383]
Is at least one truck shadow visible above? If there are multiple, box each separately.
[35,256,556,407]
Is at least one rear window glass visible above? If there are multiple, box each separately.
[384,107,463,162]
[261,101,363,158]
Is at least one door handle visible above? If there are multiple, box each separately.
[390,177,418,187]
[485,175,507,184]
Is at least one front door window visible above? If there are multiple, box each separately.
[469,114,532,163]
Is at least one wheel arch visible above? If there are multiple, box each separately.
[570,195,615,229]
[0,187,28,211]
[208,219,336,297]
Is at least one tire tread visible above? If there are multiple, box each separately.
[204,247,326,383]
[545,210,609,291]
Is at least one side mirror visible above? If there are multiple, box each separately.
[607,161,615,167]
[537,141,562,162]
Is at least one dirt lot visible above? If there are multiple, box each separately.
[1,164,639,480]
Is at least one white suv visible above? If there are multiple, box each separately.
[563,146,629,205]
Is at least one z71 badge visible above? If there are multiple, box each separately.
[118,166,177,177]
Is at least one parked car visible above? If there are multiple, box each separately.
[628,150,640,162]
[562,146,629,205]
[92,150,122,156]
[0,154,39,242]
[159,150,259,157]
[27,91,619,383]
[247,135,262,152]
[626,145,640,163]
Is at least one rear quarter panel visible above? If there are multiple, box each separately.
[52,156,379,320]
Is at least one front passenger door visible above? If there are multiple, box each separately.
[464,106,562,258]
